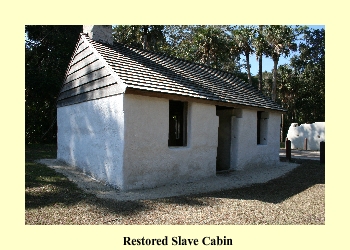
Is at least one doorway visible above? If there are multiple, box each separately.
[216,106,233,171]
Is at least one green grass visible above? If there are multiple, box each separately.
[25,144,57,161]
[25,144,88,209]
[25,144,150,224]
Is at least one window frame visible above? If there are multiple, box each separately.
[257,111,268,145]
[257,111,262,144]
[168,100,188,147]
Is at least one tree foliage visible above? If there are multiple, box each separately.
[190,26,230,68]
[269,27,325,138]
[25,25,325,144]
[253,25,269,91]
[290,28,325,123]
[113,25,168,52]
[263,25,299,101]
[114,25,242,73]
[231,25,256,85]
[25,25,81,143]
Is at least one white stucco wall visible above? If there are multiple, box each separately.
[57,92,282,191]
[122,94,219,190]
[57,94,125,189]
[231,109,281,170]
[286,122,325,150]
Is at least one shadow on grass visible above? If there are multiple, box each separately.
[26,162,83,208]
[25,144,149,216]
[26,144,325,218]
[25,161,149,215]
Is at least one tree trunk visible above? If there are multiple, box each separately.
[281,113,284,142]
[258,54,262,90]
[205,44,211,66]
[206,52,210,66]
[272,58,278,101]
[258,25,263,91]
[142,25,149,50]
[245,51,252,85]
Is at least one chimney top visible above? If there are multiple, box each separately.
[83,25,113,45]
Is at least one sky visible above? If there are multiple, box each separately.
[244,25,325,75]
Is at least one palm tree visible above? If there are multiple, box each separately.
[263,25,298,101]
[192,26,230,68]
[231,26,256,85]
[253,25,269,91]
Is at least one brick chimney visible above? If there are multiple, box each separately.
[83,25,113,45]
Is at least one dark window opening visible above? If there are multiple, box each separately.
[168,100,187,147]
[257,111,262,144]
[257,111,268,145]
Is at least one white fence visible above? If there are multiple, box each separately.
[286,122,325,150]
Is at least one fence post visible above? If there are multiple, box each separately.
[320,141,325,164]
[304,138,308,150]
[286,139,291,161]
[285,137,288,149]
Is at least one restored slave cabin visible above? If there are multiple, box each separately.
[57,25,285,191]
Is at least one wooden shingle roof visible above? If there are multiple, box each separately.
[57,33,284,112]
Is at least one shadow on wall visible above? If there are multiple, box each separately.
[59,93,124,189]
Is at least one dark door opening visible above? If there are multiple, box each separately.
[216,106,233,171]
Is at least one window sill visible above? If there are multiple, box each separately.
[168,146,189,150]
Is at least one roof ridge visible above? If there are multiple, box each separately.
[111,41,248,83]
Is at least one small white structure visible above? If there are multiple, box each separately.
[57,25,285,191]
[286,122,325,150]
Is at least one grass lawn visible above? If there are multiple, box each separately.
[25,144,87,209]
[25,144,325,225]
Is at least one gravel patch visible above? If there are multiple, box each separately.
[27,145,324,225]
[37,159,299,201]
[27,159,324,225]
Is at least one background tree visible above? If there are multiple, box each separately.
[112,25,142,48]
[274,27,325,139]
[276,64,301,140]
[161,25,195,58]
[114,25,242,73]
[231,25,256,85]
[264,25,298,101]
[290,27,325,123]
[260,71,273,97]
[253,25,269,91]
[25,25,325,144]
[194,26,227,67]
[113,25,168,52]
[25,25,81,144]
[177,25,241,72]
